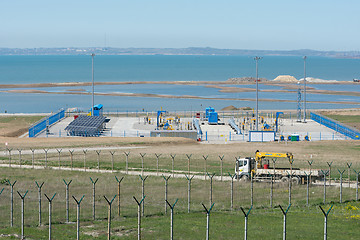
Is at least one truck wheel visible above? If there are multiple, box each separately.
[292,177,300,185]
[240,175,249,182]
[281,176,289,182]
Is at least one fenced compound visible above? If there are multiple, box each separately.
[310,112,360,140]
[29,109,65,137]
[0,150,360,239]
[31,109,352,142]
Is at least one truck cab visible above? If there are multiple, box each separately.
[235,157,255,179]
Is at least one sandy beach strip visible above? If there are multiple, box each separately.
[2,89,359,105]
[0,79,358,89]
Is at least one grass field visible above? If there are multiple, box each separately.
[1,138,360,180]
[323,114,360,131]
[0,115,45,137]
[320,109,360,131]
[0,167,359,239]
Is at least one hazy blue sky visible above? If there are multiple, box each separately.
[1,0,359,50]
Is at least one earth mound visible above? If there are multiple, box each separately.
[273,75,298,83]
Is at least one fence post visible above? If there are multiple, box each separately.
[272,158,277,176]
[95,150,101,172]
[354,170,359,201]
[235,157,240,182]
[133,196,146,240]
[207,173,215,206]
[35,181,45,226]
[139,175,148,216]
[268,172,273,208]
[17,190,28,240]
[72,195,85,240]
[104,195,117,240]
[202,203,215,240]
[338,169,345,203]
[7,148,12,167]
[83,150,87,171]
[307,160,314,185]
[56,149,62,169]
[63,179,72,222]
[124,152,130,174]
[240,206,252,240]
[321,170,329,204]
[30,148,35,169]
[186,154,192,176]
[44,149,49,168]
[347,163,352,188]
[185,174,194,213]
[166,199,179,240]
[228,173,235,210]
[170,154,176,177]
[7,180,16,227]
[115,176,124,216]
[304,172,311,206]
[109,151,115,172]
[319,205,334,240]
[139,153,146,176]
[203,155,208,180]
[286,171,293,205]
[219,155,224,181]
[17,149,22,168]
[155,153,162,176]
[279,204,291,240]
[326,161,333,185]
[90,177,99,220]
[251,173,254,206]
[44,193,56,240]
[162,175,171,214]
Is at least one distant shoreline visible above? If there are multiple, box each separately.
[1,80,359,106]
[0,47,360,59]
[0,79,357,89]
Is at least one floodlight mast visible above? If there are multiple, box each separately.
[91,53,95,116]
[254,56,262,131]
[303,56,307,122]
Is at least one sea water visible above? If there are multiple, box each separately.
[0,55,359,113]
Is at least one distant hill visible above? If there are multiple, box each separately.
[0,47,359,58]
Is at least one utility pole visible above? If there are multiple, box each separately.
[254,56,262,131]
[91,53,95,116]
[303,56,307,122]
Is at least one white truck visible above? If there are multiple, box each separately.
[235,151,324,184]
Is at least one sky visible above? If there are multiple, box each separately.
[1,0,360,51]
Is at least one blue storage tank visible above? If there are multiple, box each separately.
[208,112,218,124]
[205,107,215,119]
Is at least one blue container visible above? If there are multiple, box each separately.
[208,112,218,124]
[205,107,215,119]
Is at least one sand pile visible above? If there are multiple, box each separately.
[273,75,298,83]
[298,77,338,83]
[221,106,252,111]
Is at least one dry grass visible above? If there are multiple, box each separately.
[1,138,360,180]
[0,116,45,137]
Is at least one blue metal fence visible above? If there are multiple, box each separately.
[310,112,360,140]
[29,109,65,137]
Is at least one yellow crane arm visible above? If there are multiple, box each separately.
[255,151,293,168]
[256,152,293,159]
